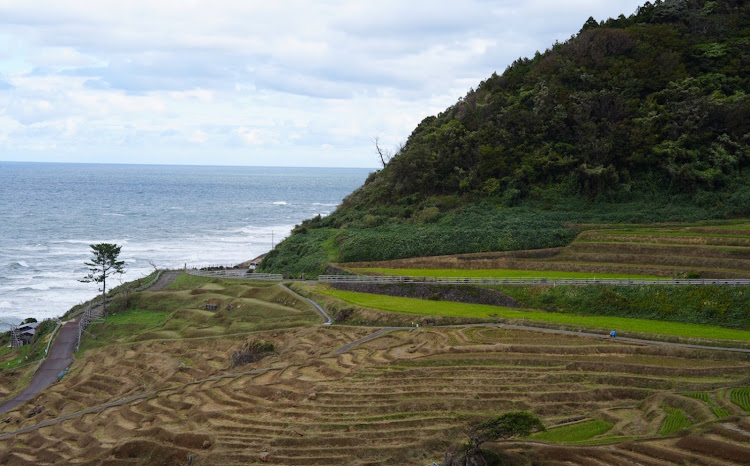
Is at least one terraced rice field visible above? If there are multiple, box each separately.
[342,222,750,279]
[1,323,749,465]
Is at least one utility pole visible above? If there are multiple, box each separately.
[271,230,274,249]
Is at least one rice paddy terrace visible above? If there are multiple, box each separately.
[344,222,750,279]
[0,273,748,465]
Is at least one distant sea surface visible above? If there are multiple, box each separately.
[0,162,371,325]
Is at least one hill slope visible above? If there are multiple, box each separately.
[262,0,750,276]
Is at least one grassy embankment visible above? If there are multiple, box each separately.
[345,221,750,279]
[317,288,750,342]
[77,273,320,353]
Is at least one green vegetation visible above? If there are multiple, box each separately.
[730,387,750,412]
[355,267,659,279]
[79,279,319,352]
[449,412,544,464]
[496,285,750,329]
[660,407,692,435]
[528,420,613,443]
[166,272,217,290]
[78,309,171,352]
[0,319,59,370]
[592,229,750,239]
[260,0,750,276]
[320,288,750,341]
[79,243,125,316]
[683,392,729,418]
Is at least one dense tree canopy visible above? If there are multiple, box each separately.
[336,0,750,215]
[261,0,750,275]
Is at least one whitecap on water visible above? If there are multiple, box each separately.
[272,201,288,205]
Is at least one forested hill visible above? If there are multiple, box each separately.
[261,0,750,276]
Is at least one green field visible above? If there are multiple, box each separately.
[319,289,750,342]
[730,388,750,412]
[682,392,729,418]
[529,420,613,443]
[353,267,660,279]
[660,407,692,435]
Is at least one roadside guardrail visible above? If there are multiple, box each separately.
[187,269,283,281]
[318,275,750,286]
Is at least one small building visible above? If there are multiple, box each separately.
[205,298,222,311]
[17,322,39,346]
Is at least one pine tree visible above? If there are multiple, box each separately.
[80,243,125,316]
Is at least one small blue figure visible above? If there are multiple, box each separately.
[609,330,616,338]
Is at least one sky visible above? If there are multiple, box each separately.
[1,0,646,168]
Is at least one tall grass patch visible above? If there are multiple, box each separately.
[528,420,613,443]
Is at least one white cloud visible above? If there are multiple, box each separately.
[0,0,646,167]
[234,127,279,146]
[188,130,208,144]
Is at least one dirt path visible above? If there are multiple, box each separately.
[0,271,180,415]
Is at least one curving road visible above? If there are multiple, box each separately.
[280,283,332,325]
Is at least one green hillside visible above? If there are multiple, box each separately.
[262,0,750,276]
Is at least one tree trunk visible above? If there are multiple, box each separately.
[102,269,107,317]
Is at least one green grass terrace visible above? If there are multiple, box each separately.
[318,289,750,343]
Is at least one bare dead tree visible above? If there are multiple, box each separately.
[148,259,159,272]
[374,137,392,168]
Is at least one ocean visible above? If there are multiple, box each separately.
[0,162,371,326]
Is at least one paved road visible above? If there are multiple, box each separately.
[280,283,332,325]
[0,271,180,415]
[319,274,750,287]
[146,271,180,291]
[186,268,750,287]
[0,320,78,414]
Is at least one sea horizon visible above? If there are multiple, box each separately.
[1,160,380,170]
[0,162,371,326]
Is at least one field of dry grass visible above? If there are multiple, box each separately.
[341,222,750,279]
[1,314,749,464]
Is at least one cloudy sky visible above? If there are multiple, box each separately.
[1,1,645,168]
